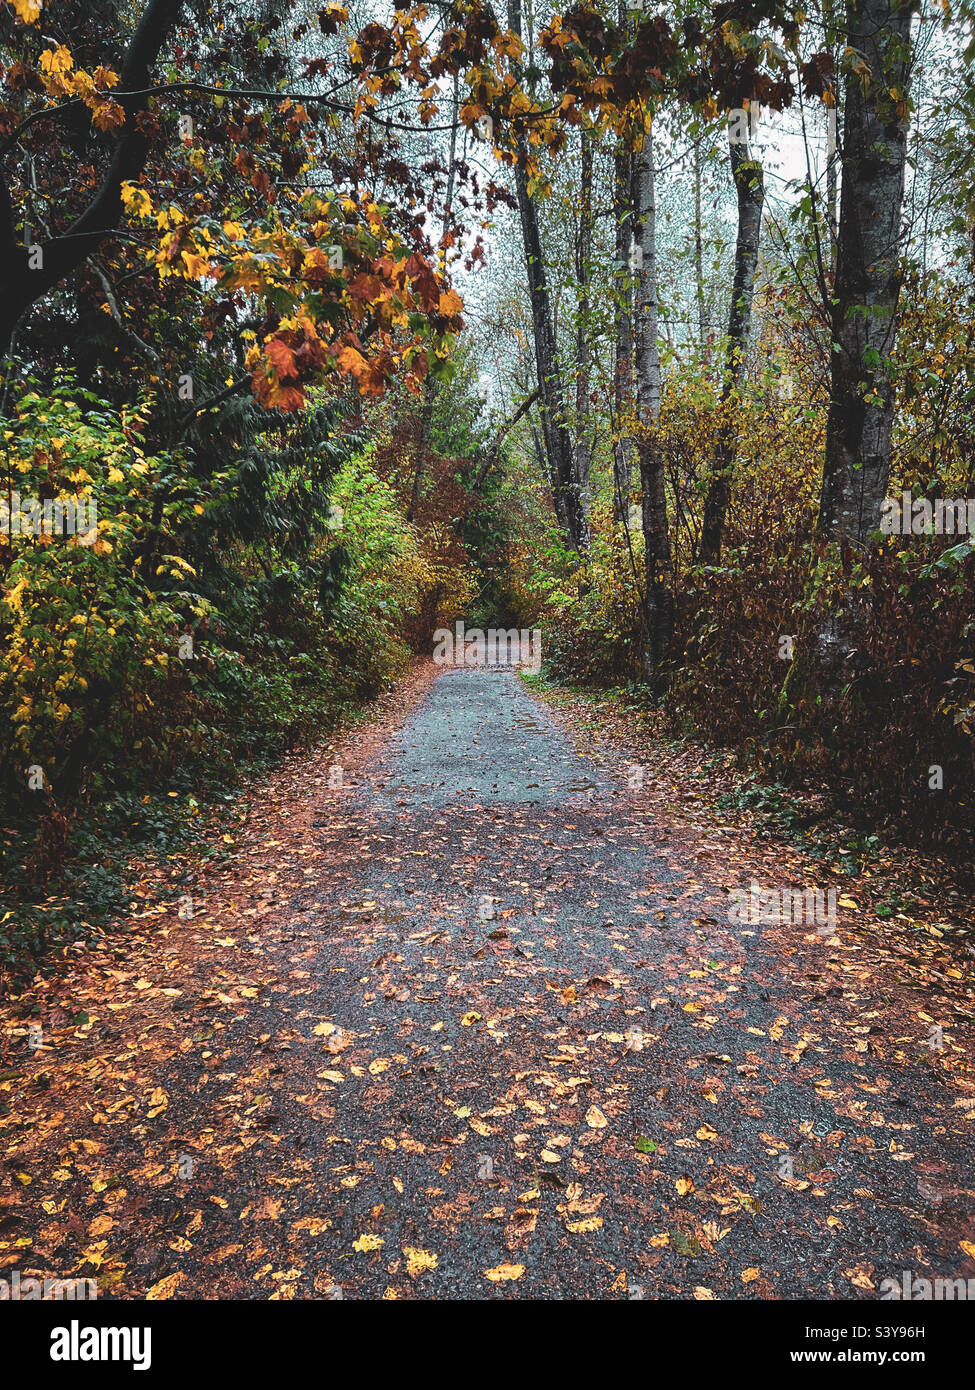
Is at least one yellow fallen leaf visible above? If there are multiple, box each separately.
[293,1218,330,1235]
[147,1087,168,1118]
[352,1234,384,1253]
[676,1177,695,1196]
[403,1246,438,1277]
[566,1217,603,1233]
[484,1263,525,1282]
[585,1105,608,1129]
[693,1286,717,1300]
[741,1267,760,1282]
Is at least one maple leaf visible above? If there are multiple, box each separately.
[180,250,212,281]
[91,99,125,132]
[347,272,384,302]
[335,344,369,381]
[10,0,43,22]
[39,44,72,73]
[266,338,300,381]
[438,288,463,318]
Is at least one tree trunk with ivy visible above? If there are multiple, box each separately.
[818,0,913,549]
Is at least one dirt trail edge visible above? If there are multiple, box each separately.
[2,662,974,1300]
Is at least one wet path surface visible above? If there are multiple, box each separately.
[5,666,975,1299]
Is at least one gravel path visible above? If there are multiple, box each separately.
[4,664,974,1300]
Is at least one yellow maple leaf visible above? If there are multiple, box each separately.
[121,182,153,219]
[11,0,43,23]
[438,288,463,317]
[39,44,73,74]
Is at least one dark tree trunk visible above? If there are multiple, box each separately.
[506,0,588,552]
[631,122,673,671]
[407,376,435,522]
[700,135,764,565]
[781,1,913,713]
[817,0,913,548]
[612,144,634,524]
